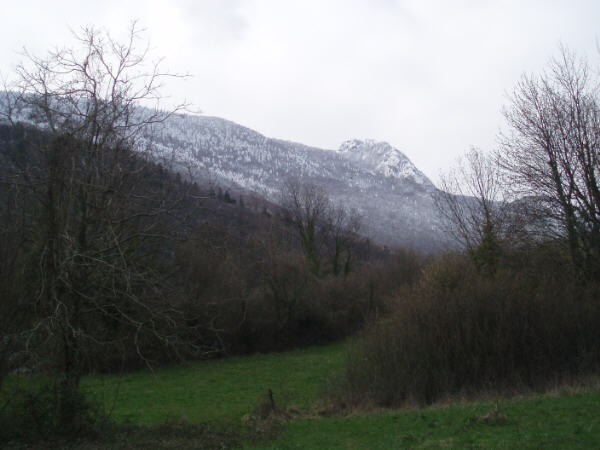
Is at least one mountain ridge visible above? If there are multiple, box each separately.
[0,92,447,250]
[150,113,446,251]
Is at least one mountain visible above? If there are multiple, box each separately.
[337,139,434,188]
[147,114,445,251]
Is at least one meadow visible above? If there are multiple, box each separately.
[74,342,600,449]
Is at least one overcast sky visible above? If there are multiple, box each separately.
[2,0,599,183]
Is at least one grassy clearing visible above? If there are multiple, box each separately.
[6,342,600,448]
[83,340,600,448]
[81,342,346,425]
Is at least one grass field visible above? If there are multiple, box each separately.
[248,393,600,449]
[6,342,600,448]
[82,342,346,425]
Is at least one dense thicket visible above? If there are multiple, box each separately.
[338,247,600,407]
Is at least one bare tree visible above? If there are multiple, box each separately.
[281,180,330,275]
[0,23,197,424]
[498,46,600,280]
[324,202,361,277]
[280,180,361,277]
[435,148,506,273]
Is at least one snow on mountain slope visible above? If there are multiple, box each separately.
[338,139,434,189]
[0,89,446,250]
[148,113,446,250]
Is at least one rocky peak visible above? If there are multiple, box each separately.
[338,139,434,189]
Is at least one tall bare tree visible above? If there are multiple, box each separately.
[281,181,330,275]
[281,180,361,277]
[435,148,508,273]
[324,202,361,277]
[0,23,197,424]
[498,46,600,280]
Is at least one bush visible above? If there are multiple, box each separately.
[0,379,108,444]
[340,251,600,407]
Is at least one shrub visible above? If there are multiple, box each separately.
[0,379,107,444]
[341,251,600,407]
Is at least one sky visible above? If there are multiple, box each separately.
[1,0,599,184]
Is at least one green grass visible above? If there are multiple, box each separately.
[81,342,346,425]
[248,393,600,449]
[6,342,600,448]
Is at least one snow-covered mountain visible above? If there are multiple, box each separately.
[149,113,445,250]
[337,139,434,187]
[1,89,445,249]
